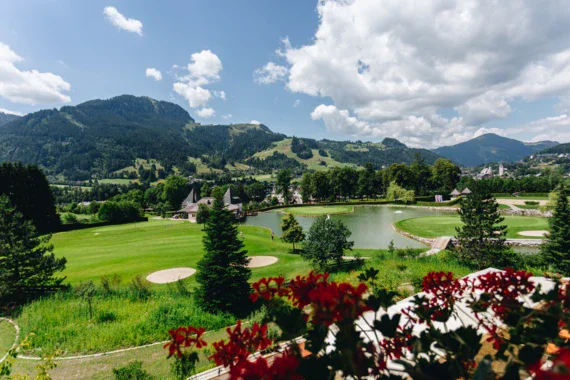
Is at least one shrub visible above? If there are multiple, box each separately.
[97,311,117,323]
[112,361,153,380]
[129,275,152,300]
[62,213,79,224]
[100,274,122,295]
[97,201,141,223]
[525,200,539,205]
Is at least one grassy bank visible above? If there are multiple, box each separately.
[395,215,548,239]
[0,319,17,358]
[279,205,354,216]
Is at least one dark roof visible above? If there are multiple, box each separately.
[223,187,241,205]
[181,188,197,207]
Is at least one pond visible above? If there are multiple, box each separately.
[243,206,452,249]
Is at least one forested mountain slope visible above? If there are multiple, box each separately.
[434,133,558,167]
[0,111,20,127]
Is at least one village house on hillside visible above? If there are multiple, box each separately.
[178,187,243,222]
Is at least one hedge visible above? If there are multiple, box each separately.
[57,216,149,232]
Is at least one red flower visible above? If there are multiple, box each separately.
[210,321,273,368]
[229,354,302,380]
[164,325,207,358]
[307,281,370,326]
[531,348,570,380]
[288,271,330,308]
[251,276,289,302]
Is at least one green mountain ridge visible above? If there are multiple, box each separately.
[0,111,21,127]
[0,94,440,180]
[433,133,558,167]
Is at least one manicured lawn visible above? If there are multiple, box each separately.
[395,215,549,239]
[280,205,354,216]
[517,204,541,210]
[50,219,312,285]
[498,204,511,210]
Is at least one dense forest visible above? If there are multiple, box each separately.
[0,111,20,127]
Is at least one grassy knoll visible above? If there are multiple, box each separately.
[395,215,548,239]
[0,319,16,358]
[97,178,135,185]
[280,205,354,216]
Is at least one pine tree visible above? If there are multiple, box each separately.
[454,185,515,269]
[281,213,305,253]
[0,195,67,304]
[195,198,251,315]
[541,184,570,274]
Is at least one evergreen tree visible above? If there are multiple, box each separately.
[541,184,570,274]
[302,216,354,270]
[454,185,515,269]
[281,213,305,253]
[0,194,67,304]
[276,169,293,204]
[195,203,210,228]
[195,198,251,315]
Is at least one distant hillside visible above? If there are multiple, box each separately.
[0,111,20,127]
[0,94,445,181]
[540,143,570,154]
[434,133,558,167]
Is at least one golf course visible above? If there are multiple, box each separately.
[279,205,354,216]
[395,215,549,239]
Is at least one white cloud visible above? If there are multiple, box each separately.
[214,90,226,100]
[103,6,143,36]
[504,114,570,142]
[269,0,570,145]
[173,83,211,108]
[0,42,71,105]
[0,108,23,116]
[250,120,262,125]
[173,50,223,109]
[293,99,301,107]
[253,62,288,84]
[145,68,162,81]
[196,107,215,119]
[222,114,232,120]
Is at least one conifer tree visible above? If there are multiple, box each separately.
[454,184,515,269]
[195,198,251,315]
[281,213,305,253]
[0,195,67,304]
[541,184,570,274]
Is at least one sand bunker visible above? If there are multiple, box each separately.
[518,230,549,237]
[247,256,278,268]
[146,267,196,284]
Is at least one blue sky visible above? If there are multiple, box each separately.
[2,1,570,147]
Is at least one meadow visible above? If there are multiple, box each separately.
[395,215,549,239]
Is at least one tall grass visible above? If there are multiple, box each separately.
[17,285,236,355]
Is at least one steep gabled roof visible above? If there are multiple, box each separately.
[182,188,197,207]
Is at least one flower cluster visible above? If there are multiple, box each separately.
[250,276,289,302]
[228,353,302,380]
[307,281,370,326]
[164,326,206,358]
[210,321,272,369]
[288,271,330,308]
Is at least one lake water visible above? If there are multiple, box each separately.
[243,206,451,249]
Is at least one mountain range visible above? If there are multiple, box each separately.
[433,134,558,167]
[0,95,561,180]
[0,95,439,181]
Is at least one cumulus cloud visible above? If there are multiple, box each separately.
[250,120,262,125]
[0,42,71,105]
[503,114,570,142]
[293,99,301,107]
[0,108,23,116]
[173,50,223,109]
[253,62,288,84]
[196,107,215,118]
[145,68,162,81]
[267,0,570,145]
[103,6,143,36]
[223,114,232,120]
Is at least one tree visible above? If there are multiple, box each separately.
[76,280,96,320]
[245,182,266,203]
[200,183,212,198]
[454,185,515,269]
[0,162,60,233]
[358,163,376,199]
[300,173,313,203]
[432,158,461,193]
[276,169,293,204]
[281,214,305,253]
[195,202,211,228]
[302,216,354,270]
[541,184,570,274]
[0,195,67,304]
[211,186,225,200]
[410,154,432,196]
[195,198,252,315]
[385,181,415,203]
[162,175,189,210]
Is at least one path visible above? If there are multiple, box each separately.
[423,236,452,256]
[0,317,20,364]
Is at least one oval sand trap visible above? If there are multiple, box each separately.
[146,267,196,284]
[248,256,278,268]
[518,230,549,237]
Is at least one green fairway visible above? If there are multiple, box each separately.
[280,205,354,216]
[50,219,313,285]
[395,215,549,239]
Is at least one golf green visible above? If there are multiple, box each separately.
[395,215,549,239]
[280,205,354,216]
